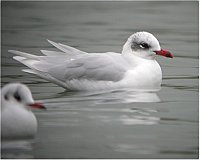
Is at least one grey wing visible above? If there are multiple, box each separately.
[48,53,127,82]
[9,46,127,86]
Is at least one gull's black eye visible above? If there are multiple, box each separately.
[139,42,150,49]
[14,92,21,102]
[4,94,8,100]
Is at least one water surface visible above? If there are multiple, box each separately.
[1,1,198,159]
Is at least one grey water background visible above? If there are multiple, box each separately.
[1,1,198,159]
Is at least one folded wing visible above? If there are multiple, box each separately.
[9,40,128,89]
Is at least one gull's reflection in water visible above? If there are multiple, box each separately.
[42,88,161,105]
[1,139,34,158]
[40,88,161,128]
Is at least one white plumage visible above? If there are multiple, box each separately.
[9,31,173,91]
[1,83,45,139]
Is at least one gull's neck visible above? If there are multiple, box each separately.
[122,50,156,67]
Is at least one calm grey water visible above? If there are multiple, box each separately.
[1,1,199,159]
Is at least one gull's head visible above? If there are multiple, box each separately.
[122,31,173,59]
[1,83,45,110]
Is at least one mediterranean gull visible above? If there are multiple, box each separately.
[1,83,46,139]
[9,31,173,91]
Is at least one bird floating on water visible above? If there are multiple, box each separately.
[1,83,46,139]
[9,31,173,91]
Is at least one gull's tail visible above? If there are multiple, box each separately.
[8,40,87,88]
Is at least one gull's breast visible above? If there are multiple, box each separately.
[120,60,162,88]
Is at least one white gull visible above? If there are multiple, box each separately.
[1,83,46,139]
[8,31,173,91]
